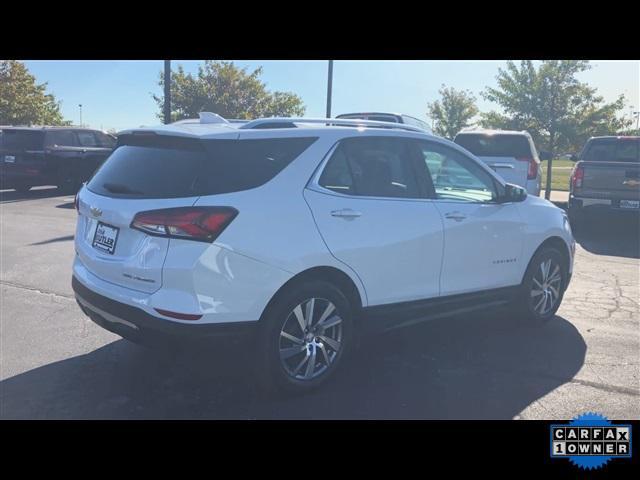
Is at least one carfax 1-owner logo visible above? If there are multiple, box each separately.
[550,412,632,470]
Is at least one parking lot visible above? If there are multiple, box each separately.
[0,186,638,419]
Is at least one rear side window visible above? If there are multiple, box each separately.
[583,139,639,162]
[95,132,116,148]
[76,131,100,147]
[0,130,45,150]
[401,116,430,130]
[87,136,317,199]
[455,134,533,158]
[45,130,77,147]
[319,137,421,198]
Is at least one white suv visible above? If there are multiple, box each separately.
[72,115,575,393]
[454,129,549,196]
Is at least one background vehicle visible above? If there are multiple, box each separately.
[72,115,574,393]
[453,129,549,196]
[568,136,640,226]
[0,126,116,193]
[336,112,431,132]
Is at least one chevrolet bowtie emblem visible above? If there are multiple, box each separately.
[90,206,102,217]
[623,179,640,187]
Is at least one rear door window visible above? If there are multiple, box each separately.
[76,131,100,147]
[45,130,77,147]
[94,132,116,148]
[319,136,422,198]
[0,130,45,151]
[455,134,532,158]
[87,135,317,199]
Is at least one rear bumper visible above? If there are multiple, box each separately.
[72,275,258,346]
[569,195,640,215]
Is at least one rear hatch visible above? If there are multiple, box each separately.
[0,129,46,182]
[578,138,640,201]
[76,132,315,294]
[76,133,235,293]
[454,133,535,188]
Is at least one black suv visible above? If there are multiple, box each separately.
[0,126,116,194]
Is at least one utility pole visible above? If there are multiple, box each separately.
[164,60,172,124]
[325,60,334,118]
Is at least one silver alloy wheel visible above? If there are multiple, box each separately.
[530,258,562,316]
[278,297,343,381]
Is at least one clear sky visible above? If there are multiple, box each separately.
[23,60,640,132]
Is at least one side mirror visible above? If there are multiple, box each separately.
[499,183,528,203]
[539,150,552,161]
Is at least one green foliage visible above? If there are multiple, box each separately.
[480,61,632,154]
[153,61,306,122]
[0,60,69,126]
[427,85,478,139]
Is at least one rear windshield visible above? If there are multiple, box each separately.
[87,135,317,198]
[582,138,639,163]
[0,130,45,151]
[454,134,533,158]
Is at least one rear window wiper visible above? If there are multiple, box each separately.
[102,182,144,195]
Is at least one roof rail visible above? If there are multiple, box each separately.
[238,117,427,133]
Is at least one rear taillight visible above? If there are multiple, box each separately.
[517,157,538,180]
[131,207,238,242]
[571,164,584,190]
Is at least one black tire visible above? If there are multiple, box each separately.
[568,207,585,232]
[13,184,32,193]
[57,174,82,195]
[255,280,354,395]
[512,247,567,326]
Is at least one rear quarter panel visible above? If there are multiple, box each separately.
[196,130,370,306]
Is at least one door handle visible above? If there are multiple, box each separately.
[331,209,362,218]
[444,211,466,221]
[489,163,515,169]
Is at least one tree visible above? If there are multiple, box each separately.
[427,85,478,139]
[0,60,69,126]
[153,61,306,122]
[480,61,632,155]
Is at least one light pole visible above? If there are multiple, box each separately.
[78,104,83,127]
[325,60,334,118]
[164,60,171,124]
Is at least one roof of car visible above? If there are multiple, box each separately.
[337,112,403,118]
[0,125,103,131]
[588,135,639,140]
[117,115,433,138]
[457,128,531,137]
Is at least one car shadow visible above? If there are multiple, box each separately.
[0,309,586,419]
[29,235,74,246]
[573,216,640,259]
[0,186,66,204]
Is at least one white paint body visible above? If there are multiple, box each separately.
[74,122,574,328]
[454,129,542,196]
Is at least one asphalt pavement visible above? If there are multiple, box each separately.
[1,186,638,419]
